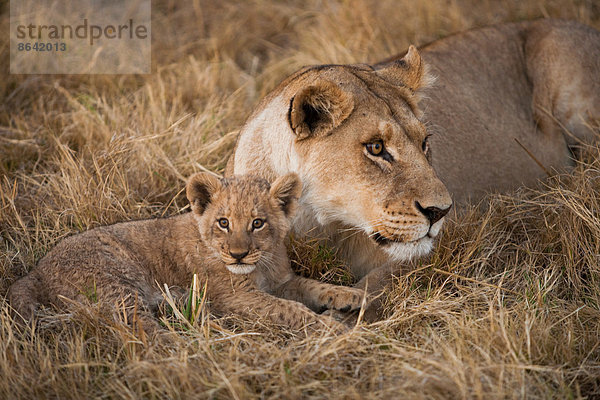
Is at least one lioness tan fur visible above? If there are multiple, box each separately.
[228,19,600,314]
[8,173,364,332]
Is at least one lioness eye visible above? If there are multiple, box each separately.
[365,140,384,156]
[217,218,229,229]
[422,136,430,153]
[252,218,264,230]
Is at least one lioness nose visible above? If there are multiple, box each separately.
[415,202,452,225]
[229,250,249,261]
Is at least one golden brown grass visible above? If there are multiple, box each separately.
[2,0,600,398]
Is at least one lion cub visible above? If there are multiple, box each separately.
[8,173,364,332]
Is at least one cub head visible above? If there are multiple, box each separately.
[235,46,452,261]
[186,172,301,274]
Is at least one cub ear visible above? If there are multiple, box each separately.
[374,45,432,93]
[269,173,302,218]
[186,172,223,215]
[289,80,354,140]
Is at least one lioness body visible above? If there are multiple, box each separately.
[412,19,599,203]
[9,174,363,332]
[229,19,599,297]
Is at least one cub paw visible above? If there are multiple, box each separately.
[317,286,366,313]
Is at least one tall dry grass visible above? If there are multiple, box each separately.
[1,0,600,398]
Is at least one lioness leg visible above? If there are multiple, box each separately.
[353,263,399,322]
[526,21,600,147]
[275,275,366,313]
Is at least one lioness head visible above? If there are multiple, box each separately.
[186,173,301,274]
[234,46,452,262]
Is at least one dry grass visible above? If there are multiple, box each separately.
[2,0,600,398]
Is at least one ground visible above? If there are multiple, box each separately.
[1,0,600,398]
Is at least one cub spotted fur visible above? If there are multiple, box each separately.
[8,173,364,332]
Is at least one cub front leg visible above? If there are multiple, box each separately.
[275,275,366,313]
[211,285,346,332]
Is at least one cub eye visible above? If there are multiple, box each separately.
[217,218,229,230]
[252,218,264,230]
[365,140,384,156]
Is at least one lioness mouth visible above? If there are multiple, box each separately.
[372,232,431,246]
[372,232,401,246]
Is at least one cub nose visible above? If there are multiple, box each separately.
[415,201,452,225]
[229,250,249,262]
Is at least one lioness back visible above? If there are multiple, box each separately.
[415,19,600,203]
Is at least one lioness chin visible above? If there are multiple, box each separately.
[9,173,365,333]
[228,19,600,318]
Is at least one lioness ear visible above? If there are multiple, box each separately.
[270,173,302,218]
[289,80,354,140]
[374,45,432,93]
[186,172,222,215]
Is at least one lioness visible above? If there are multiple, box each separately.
[8,173,364,332]
[228,19,599,308]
